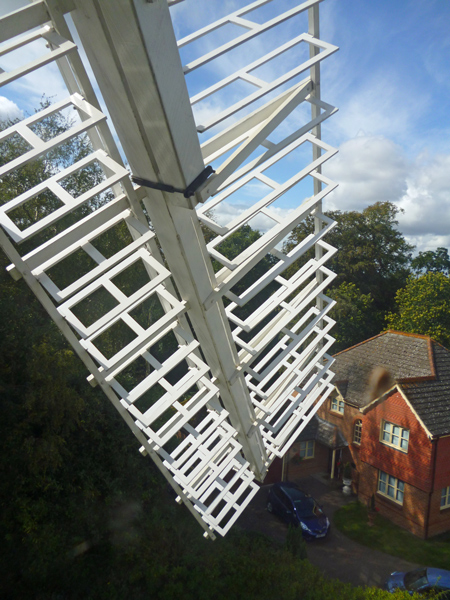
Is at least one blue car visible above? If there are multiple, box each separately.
[267,482,330,539]
[385,567,450,596]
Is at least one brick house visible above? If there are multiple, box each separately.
[279,331,450,539]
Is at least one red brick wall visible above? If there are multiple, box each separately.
[358,462,430,538]
[434,437,450,489]
[426,437,450,538]
[427,487,450,538]
[359,390,434,492]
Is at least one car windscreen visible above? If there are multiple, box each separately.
[293,497,316,517]
[404,568,428,591]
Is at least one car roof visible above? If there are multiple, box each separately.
[276,483,308,500]
[427,568,450,588]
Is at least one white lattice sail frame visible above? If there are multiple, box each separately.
[0,0,338,538]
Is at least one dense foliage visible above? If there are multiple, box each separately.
[411,247,450,276]
[386,273,450,347]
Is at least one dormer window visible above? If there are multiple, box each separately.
[381,420,409,452]
[331,397,344,414]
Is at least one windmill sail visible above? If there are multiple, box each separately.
[0,0,337,539]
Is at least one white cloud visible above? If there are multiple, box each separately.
[206,200,293,234]
[323,135,408,211]
[0,96,22,121]
[397,153,450,248]
[320,133,450,253]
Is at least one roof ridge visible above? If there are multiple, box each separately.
[385,329,433,341]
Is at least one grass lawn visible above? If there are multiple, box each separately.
[334,502,450,570]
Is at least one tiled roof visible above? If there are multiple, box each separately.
[296,415,348,449]
[402,343,450,437]
[333,331,450,437]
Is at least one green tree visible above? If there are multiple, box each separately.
[284,202,414,315]
[411,247,450,276]
[386,273,450,347]
[329,282,376,352]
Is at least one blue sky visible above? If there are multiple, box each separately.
[1,0,450,252]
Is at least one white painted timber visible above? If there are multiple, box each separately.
[0,0,338,537]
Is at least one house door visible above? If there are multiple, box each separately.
[327,448,342,478]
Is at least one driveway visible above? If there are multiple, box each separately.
[237,474,420,588]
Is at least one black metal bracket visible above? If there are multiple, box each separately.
[131,165,215,199]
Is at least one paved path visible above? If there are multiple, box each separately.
[236,475,420,589]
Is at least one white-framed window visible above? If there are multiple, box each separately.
[381,420,409,452]
[353,420,362,445]
[299,440,314,459]
[441,487,450,509]
[378,470,405,504]
[331,397,344,414]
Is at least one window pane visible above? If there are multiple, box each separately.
[398,480,404,492]
[387,485,394,498]
[397,490,404,503]
[379,471,387,483]
[393,426,400,436]
[392,434,399,445]
[388,475,396,486]
[401,438,408,450]
[403,430,409,440]
[384,423,392,433]
[379,480,386,493]
[382,432,390,441]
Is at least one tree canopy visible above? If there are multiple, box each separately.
[386,272,450,347]
[411,247,450,276]
[284,202,413,316]
[329,282,375,353]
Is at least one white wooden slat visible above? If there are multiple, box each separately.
[245,297,335,385]
[224,217,335,309]
[202,80,312,198]
[180,0,323,73]
[0,2,50,44]
[0,94,106,178]
[251,315,336,411]
[58,251,173,338]
[201,98,338,196]
[83,294,186,374]
[204,189,336,309]
[190,33,335,113]
[7,194,130,279]
[198,133,335,230]
[0,27,76,86]
[0,150,129,243]
[0,1,74,45]
[259,349,334,431]
[233,265,336,362]
[262,365,335,457]
[33,222,155,302]
[226,238,336,332]
[200,81,307,161]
